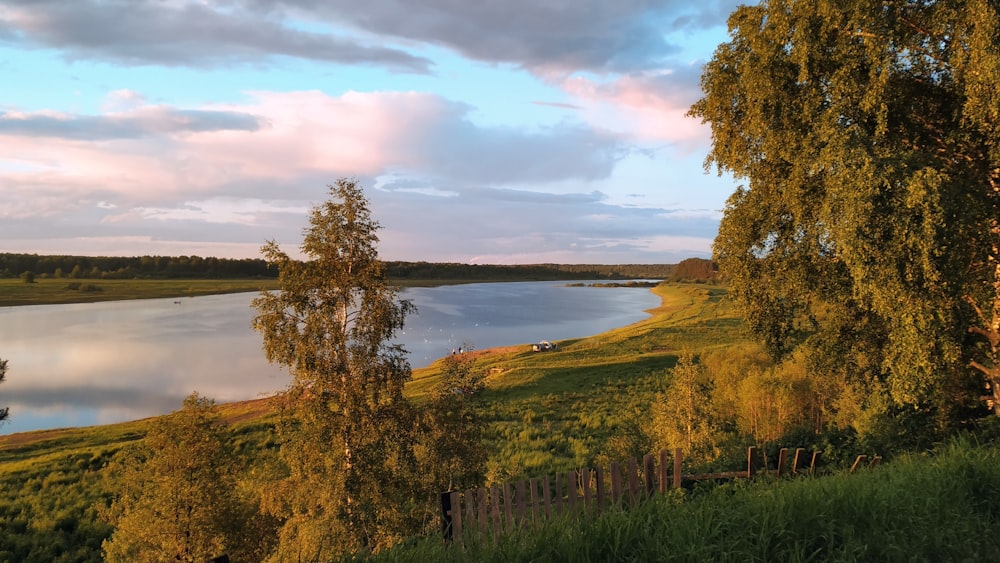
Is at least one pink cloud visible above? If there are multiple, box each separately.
[0,90,460,217]
[562,71,709,147]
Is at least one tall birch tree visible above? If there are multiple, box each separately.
[252,179,417,558]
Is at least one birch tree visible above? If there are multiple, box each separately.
[252,179,418,558]
[691,0,1000,423]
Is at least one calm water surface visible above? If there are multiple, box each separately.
[0,281,660,434]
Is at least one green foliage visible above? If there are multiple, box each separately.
[252,179,421,557]
[651,351,721,463]
[691,0,1000,425]
[415,352,489,516]
[19,270,35,283]
[669,258,718,283]
[363,440,1000,562]
[100,393,273,562]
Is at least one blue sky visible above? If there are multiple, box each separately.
[0,0,743,264]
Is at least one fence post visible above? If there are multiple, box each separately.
[515,481,527,528]
[441,491,454,544]
[530,477,541,524]
[673,449,683,489]
[450,491,463,546]
[505,482,516,530]
[477,488,488,540]
[553,473,564,515]
[643,454,656,497]
[659,450,670,493]
[809,451,821,475]
[462,489,479,534]
[582,468,593,510]
[489,485,501,542]
[850,455,868,473]
[610,462,623,505]
[566,471,578,511]
[542,475,553,518]
[595,466,606,512]
[627,457,640,504]
[747,446,758,477]
[792,448,806,475]
[777,448,789,477]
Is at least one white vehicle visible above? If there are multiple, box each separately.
[532,340,557,352]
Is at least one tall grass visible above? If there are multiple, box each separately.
[366,438,1000,562]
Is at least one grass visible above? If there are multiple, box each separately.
[407,283,743,478]
[367,438,1000,562]
[0,278,281,307]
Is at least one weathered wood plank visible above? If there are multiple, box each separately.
[659,449,670,493]
[673,448,683,489]
[627,458,640,504]
[514,481,526,528]
[850,455,868,473]
[777,448,788,477]
[450,491,463,546]
[643,454,656,497]
[610,462,623,505]
[595,466,606,512]
[489,485,501,542]
[792,448,806,475]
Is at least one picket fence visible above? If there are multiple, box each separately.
[440,446,882,545]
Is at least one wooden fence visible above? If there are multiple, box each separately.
[440,446,882,545]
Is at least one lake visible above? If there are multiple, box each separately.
[0,281,660,435]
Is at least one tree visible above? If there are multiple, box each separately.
[651,352,721,463]
[416,350,488,498]
[101,393,266,562]
[690,0,1000,424]
[0,358,8,422]
[252,179,418,557]
[19,271,34,284]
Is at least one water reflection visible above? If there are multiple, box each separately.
[0,281,659,434]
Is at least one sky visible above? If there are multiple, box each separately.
[0,0,744,265]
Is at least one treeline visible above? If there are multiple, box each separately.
[0,253,676,282]
[385,261,675,281]
[0,253,273,280]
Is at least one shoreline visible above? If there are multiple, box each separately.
[1,282,676,445]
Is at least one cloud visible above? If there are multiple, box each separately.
[0,89,661,261]
[304,0,742,74]
[367,184,717,264]
[0,0,432,72]
[0,106,261,139]
[0,90,624,212]
[562,65,710,146]
[0,0,741,74]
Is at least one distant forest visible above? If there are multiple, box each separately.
[0,253,678,281]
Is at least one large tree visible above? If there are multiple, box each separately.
[691,0,1000,423]
[252,179,418,557]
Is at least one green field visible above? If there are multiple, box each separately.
[0,278,281,307]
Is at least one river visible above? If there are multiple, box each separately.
[0,281,660,434]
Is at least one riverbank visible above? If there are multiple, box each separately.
[0,278,282,307]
